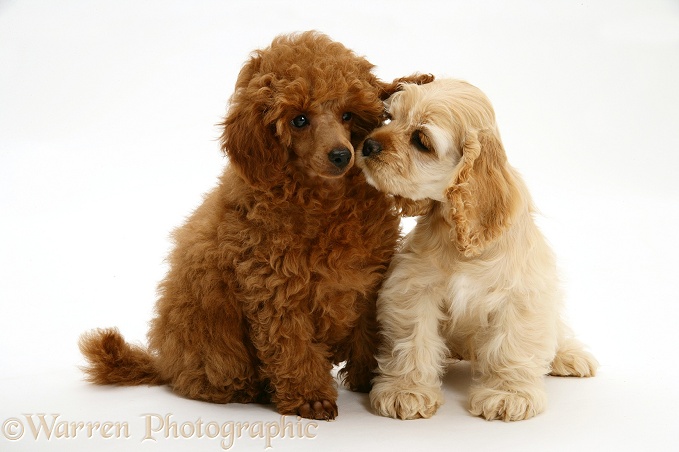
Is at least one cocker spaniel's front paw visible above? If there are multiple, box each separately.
[549,347,598,378]
[370,380,442,420]
[469,386,546,422]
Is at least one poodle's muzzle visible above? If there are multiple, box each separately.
[328,147,352,170]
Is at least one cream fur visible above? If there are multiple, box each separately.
[358,79,597,421]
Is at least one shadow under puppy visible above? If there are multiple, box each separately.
[357,78,597,421]
[79,31,433,420]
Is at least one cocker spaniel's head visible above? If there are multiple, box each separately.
[357,79,520,256]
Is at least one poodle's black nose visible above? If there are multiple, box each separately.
[328,148,352,169]
[362,139,382,157]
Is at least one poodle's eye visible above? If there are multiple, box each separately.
[341,112,353,122]
[411,130,432,153]
[291,115,309,128]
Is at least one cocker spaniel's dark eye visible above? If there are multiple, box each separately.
[411,130,431,153]
[291,115,309,128]
[341,112,353,122]
[381,111,392,124]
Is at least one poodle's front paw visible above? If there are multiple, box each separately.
[469,386,546,422]
[297,400,338,421]
[370,381,442,420]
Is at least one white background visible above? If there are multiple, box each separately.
[1,0,678,450]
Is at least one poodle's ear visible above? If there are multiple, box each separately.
[393,196,434,217]
[444,129,519,257]
[220,56,288,190]
[379,73,435,100]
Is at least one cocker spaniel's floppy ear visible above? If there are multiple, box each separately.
[220,55,288,190]
[379,73,435,100]
[445,128,519,257]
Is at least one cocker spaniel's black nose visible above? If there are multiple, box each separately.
[362,139,382,157]
[328,148,352,169]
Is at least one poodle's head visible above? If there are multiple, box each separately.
[220,31,389,189]
[357,79,520,256]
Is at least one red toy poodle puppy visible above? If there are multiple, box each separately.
[79,31,433,420]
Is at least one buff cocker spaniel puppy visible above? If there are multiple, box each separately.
[79,31,433,420]
[358,79,597,421]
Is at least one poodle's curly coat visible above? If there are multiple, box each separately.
[79,31,433,420]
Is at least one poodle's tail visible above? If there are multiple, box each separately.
[78,328,164,386]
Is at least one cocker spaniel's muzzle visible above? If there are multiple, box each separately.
[361,139,383,157]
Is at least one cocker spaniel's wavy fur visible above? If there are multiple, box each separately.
[357,79,597,421]
[78,31,433,420]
